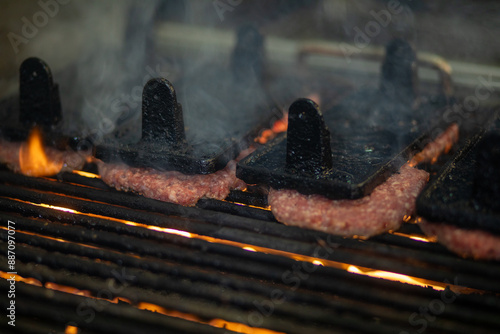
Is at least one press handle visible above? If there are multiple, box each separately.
[141,78,186,149]
[286,98,332,175]
[19,57,61,129]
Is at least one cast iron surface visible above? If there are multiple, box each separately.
[237,94,449,200]
[417,115,500,234]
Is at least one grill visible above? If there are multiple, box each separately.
[1,165,500,334]
[2,2,500,334]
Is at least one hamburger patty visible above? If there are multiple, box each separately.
[268,123,459,238]
[419,219,500,261]
[98,149,252,206]
[269,164,429,238]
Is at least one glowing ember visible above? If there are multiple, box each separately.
[36,203,78,213]
[223,199,271,211]
[45,282,92,297]
[408,235,433,243]
[255,112,288,144]
[124,221,193,238]
[65,326,79,334]
[19,127,63,177]
[8,199,471,296]
[137,302,285,334]
[72,170,101,179]
[0,271,43,286]
[209,319,286,334]
[347,265,445,291]
[392,232,433,243]
[137,302,201,322]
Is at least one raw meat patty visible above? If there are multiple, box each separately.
[98,149,253,206]
[268,123,459,237]
[419,219,500,261]
[269,164,429,238]
[409,123,459,166]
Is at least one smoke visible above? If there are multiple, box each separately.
[58,0,275,153]
[3,0,499,154]
[57,0,161,142]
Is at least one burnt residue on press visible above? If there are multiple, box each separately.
[417,115,500,234]
[95,25,277,174]
[237,39,451,200]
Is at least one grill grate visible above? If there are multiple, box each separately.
[1,168,500,334]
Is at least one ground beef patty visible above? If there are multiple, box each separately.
[98,149,252,206]
[269,164,429,238]
[268,123,458,238]
[410,123,460,166]
[419,219,500,261]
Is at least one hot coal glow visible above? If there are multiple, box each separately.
[6,197,464,294]
[256,112,288,144]
[347,265,445,291]
[19,127,63,177]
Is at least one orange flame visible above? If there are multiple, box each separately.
[65,326,79,334]
[19,127,63,177]
[256,112,288,144]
